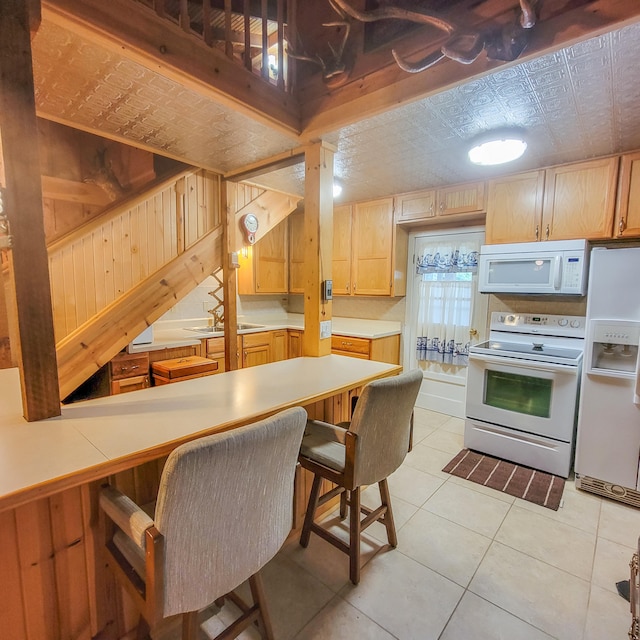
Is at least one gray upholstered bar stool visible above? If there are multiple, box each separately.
[99,406,307,640]
[298,368,422,585]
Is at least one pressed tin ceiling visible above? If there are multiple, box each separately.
[31,15,640,204]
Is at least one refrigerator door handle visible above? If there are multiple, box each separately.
[634,336,640,405]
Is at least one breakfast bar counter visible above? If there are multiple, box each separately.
[0,355,401,640]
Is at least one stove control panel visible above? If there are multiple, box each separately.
[491,313,585,337]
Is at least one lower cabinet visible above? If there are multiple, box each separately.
[110,352,150,395]
[201,336,226,373]
[242,331,272,368]
[288,330,303,358]
[331,334,400,364]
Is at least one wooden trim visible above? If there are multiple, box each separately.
[224,146,306,183]
[42,0,301,138]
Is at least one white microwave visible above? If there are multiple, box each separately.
[478,239,588,295]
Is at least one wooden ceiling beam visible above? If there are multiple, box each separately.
[298,0,640,139]
[224,145,305,182]
[42,0,301,139]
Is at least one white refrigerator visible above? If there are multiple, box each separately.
[575,246,640,504]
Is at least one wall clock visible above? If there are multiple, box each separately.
[241,213,259,245]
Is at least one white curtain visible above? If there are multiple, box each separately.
[415,237,480,367]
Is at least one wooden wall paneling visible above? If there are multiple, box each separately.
[0,509,27,637]
[61,245,77,333]
[92,228,107,321]
[111,214,125,300]
[102,221,116,307]
[120,210,133,295]
[15,500,59,639]
[82,237,97,321]
[184,172,199,249]
[50,487,92,639]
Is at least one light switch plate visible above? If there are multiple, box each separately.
[320,320,332,339]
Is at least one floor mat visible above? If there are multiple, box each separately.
[443,449,565,511]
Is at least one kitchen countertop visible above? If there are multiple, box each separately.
[128,313,402,353]
[0,356,401,512]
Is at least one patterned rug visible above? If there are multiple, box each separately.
[443,449,565,511]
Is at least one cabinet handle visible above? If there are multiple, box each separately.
[619,218,626,235]
[353,283,356,292]
[429,204,433,214]
[545,224,550,240]
[535,224,539,240]
[439,202,444,211]
[346,283,349,292]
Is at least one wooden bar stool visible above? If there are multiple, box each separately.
[297,369,423,585]
[100,407,307,640]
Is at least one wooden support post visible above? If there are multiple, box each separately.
[222,181,239,371]
[0,0,61,420]
[302,141,335,357]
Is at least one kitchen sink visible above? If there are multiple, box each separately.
[184,323,265,333]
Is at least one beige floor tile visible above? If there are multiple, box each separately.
[292,595,396,640]
[447,474,516,504]
[201,602,261,639]
[495,505,596,580]
[404,442,455,479]
[410,421,436,446]
[423,481,511,538]
[259,553,335,640]
[360,485,419,543]
[439,416,465,435]
[469,542,590,640]
[340,549,464,640]
[591,536,636,594]
[397,509,492,587]
[387,465,445,507]
[599,499,640,548]
[413,407,451,429]
[420,428,465,455]
[583,584,632,640]
[440,591,554,640]
[514,481,602,535]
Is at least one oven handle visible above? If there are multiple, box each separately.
[469,352,579,374]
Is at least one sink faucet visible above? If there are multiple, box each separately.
[207,309,224,328]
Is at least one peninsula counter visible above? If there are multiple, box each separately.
[0,355,401,640]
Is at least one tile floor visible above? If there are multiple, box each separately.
[201,407,640,640]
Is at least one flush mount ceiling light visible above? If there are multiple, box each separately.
[468,129,527,166]
[333,180,343,198]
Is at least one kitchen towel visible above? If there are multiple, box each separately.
[443,449,565,511]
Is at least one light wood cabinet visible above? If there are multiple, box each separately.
[485,171,545,243]
[333,198,406,297]
[288,211,305,293]
[288,330,303,358]
[395,181,486,225]
[271,330,287,362]
[241,331,272,368]
[543,157,618,240]
[486,158,619,244]
[238,219,288,294]
[202,336,226,373]
[615,151,640,238]
[331,334,400,364]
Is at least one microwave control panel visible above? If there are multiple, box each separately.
[562,253,586,293]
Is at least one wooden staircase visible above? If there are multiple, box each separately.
[49,168,300,399]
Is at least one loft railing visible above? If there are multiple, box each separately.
[133,0,296,92]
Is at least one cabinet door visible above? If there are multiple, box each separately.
[271,330,287,362]
[615,151,640,238]
[288,330,303,358]
[395,189,436,223]
[485,171,545,244]
[288,211,305,293]
[437,182,485,216]
[332,204,353,295]
[543,157,618,240]
[253,219,288,293]
[351,198,393,296]
[242,344,270,368]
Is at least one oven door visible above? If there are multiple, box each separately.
[466,352,580,441]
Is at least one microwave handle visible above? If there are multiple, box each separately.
[553,256,562,291]
[635,336,640,405]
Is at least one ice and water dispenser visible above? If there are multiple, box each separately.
[586,320,640,379]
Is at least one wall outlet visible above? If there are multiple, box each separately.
[320,320,332,339]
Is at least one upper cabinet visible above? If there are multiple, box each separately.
[615,151,640,238]
[395,181,486,225]
[485,157,619,244]
[238,218,288,294]
[485,171,545,244]
[334,198,406,297]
